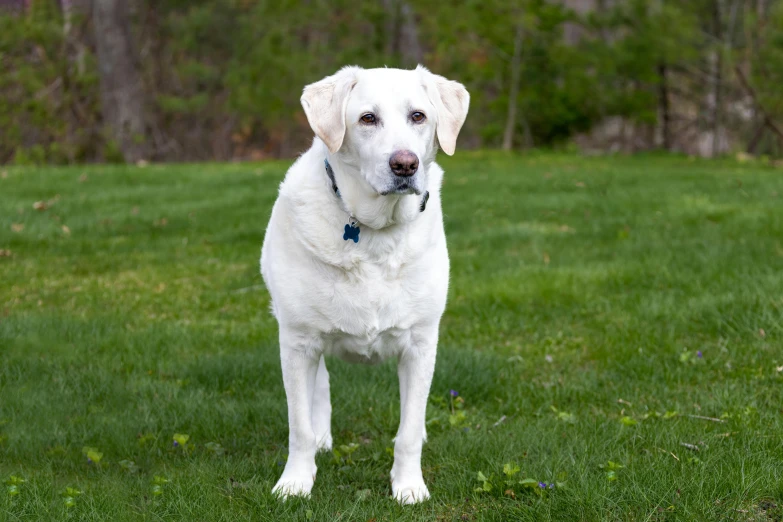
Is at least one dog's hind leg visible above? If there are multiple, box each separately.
[311,355,333,452]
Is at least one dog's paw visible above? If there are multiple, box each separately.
[315,432,333,452]
[391,469,430,505]
[272,477,314,500]
[392,480,430,505]
[272,464,316,500]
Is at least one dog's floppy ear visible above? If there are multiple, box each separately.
[301,66,361,154]
[418,66,470,156]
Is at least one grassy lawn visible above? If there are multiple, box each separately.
[1,153,782,521]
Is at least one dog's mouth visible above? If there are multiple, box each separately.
[379,177,421,196]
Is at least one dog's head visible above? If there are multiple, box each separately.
[301,66,469,196]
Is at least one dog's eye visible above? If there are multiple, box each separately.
[360,113,377,125]
[410,111,426,123]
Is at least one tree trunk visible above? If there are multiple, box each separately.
[383,0,396,56]
[92,0,148,163]
[62,0,73,34]
[657,63,671,150]
[502,23,524,151]
[62,0,75,163]
[746,121,765,153]
[398,2,422,66]
[756,0,767,19]
[382,0,423,67]
[710,0,723,158]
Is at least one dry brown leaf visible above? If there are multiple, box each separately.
[33,201,48,211]
[0,249,11,257]
[11,223,24,232]
[61,225,71,235]
[760,328,766,338]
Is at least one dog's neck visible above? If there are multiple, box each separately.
[325,152,424,230]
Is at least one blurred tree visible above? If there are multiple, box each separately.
[1,0,782,163]
[382,0,423,67]
[739,0,783,154]
[93,0,149,162]
[0,0,98,164]
[502,19,524,151]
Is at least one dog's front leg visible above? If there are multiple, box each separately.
[273,331,321,499]
[391,327,437,504]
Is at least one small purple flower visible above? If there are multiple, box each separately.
[450,390,458,397]
[173,440,179,447]
[549,483,555,489]
[87,457,93,464]
[538,481,547,489]
[697,351,703,358]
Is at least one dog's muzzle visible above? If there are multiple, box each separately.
[383,150,421,195]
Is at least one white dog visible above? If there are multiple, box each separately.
[260,65,469,504]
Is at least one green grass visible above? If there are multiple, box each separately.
[1,153,783,521]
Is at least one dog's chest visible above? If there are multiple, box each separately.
[322,254,422,363]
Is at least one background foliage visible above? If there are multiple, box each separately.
[1,0,783,164]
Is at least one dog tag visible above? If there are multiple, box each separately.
[343,223,360,243]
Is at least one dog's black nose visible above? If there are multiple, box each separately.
[389,150,419,177]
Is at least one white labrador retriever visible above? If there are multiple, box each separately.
[260,65,469,504]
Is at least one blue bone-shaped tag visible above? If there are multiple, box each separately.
[343,223,360,243]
